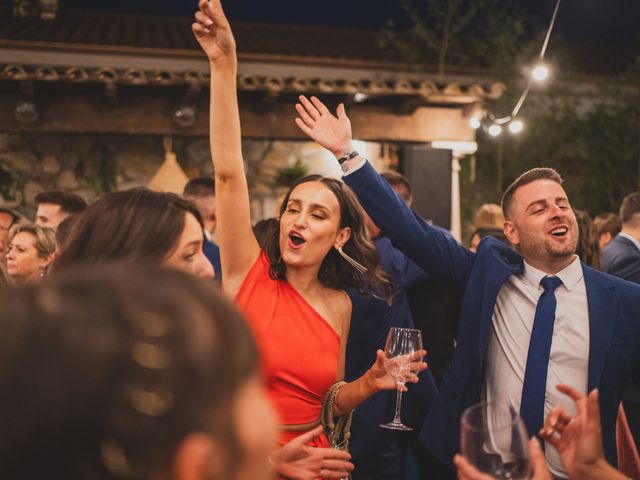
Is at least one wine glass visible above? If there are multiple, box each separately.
[460,402,531,479]
[380,327,423,431]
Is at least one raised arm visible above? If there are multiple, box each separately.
[295,96,475,292]
[192,0,260,296]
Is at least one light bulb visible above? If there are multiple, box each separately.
[354,92,367,103]
[532,64,549,81]
[508,120,524,134]
[488,124,502,137]
[469,116,481,129]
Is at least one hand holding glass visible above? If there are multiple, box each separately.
[380,327,423,431]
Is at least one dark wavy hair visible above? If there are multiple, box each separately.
[54,189,202,271]
[0,264,258,479]
[262,175,392,301]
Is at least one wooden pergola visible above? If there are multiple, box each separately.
[0,6,506,238]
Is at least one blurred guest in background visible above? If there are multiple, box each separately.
[54,189,214,280]
[594,213,621,251]
[5,222,55,285]
[0,265,278,480]
[183,176,221,279]
[469,227,511,253]
[0,263,8,290]
[574,210,600,269]
[0,207,20,260]
[54,214,77,252]
[34,190,87,230]
[472,203,504,230]
[601,192,640,283]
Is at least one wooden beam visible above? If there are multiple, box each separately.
[0,92,474,142]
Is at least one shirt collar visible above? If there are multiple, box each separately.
[618,232,640,252]
[523,255,583,292]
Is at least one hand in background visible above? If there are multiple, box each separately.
[274,426,354,480]
[294,96,354,158]
[540,385,626,480]
[454,437,551,480]
[191,0,236,66]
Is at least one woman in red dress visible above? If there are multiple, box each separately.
[192,2,427,478]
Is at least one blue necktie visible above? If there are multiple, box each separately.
[520,276,563,437]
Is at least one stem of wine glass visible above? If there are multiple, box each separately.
[392,383,404,424]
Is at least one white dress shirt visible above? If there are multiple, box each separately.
[484,256,589,478]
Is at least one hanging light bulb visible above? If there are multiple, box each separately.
[469,116,481,129]
[488,124,502,137]
[508,120,524,134]
[532,64,549,82]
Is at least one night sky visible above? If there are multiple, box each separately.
[11,0,640,46]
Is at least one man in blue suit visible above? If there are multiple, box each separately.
[601,192,640,284]
[294,96,640,479]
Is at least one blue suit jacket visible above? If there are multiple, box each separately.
[344,161,640,468]
[346,237,437,464]
[203,238,222,282]
[601,235,640,284]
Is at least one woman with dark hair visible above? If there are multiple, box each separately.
[55,188,214,279]
[52,188,354,477]
[0,264,277,480]
[192,0,426,473]
[574,209,600,269]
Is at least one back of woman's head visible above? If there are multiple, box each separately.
[263,175,392,300]
[0,264,258,479]
[55,189,202,271]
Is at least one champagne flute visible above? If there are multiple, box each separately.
[380,327,423,431]
[460,402,531,479]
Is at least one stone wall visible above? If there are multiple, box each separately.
[0,132,386,221]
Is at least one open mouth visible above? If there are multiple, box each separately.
[548,226,568,238]
[288,231,306,247]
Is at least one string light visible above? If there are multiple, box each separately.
[508,120,524,134]
[469,116,481,129]
[482,0,562,138]
[532,65,550,82]
[488,125,502,137]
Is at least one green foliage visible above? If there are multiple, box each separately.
[273,160,309,188]
[471,89,640,215]
[378,0,533,78]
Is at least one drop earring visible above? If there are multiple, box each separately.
[336,245,368,273]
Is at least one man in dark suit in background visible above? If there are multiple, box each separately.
[601,192,640,449]
[183,177,221,281]
[601,192,640,284]
[380,171,459,388]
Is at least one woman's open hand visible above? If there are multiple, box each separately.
[191,0,236,66]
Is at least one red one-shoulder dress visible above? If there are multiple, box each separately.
[235,252,340,448]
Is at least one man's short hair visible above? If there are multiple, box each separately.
[619,192,640,227]
[381,171,412,197]
[593,213,622,237]
[34,191,87,214]
[501,168,563,219]
[183,177,215,198]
